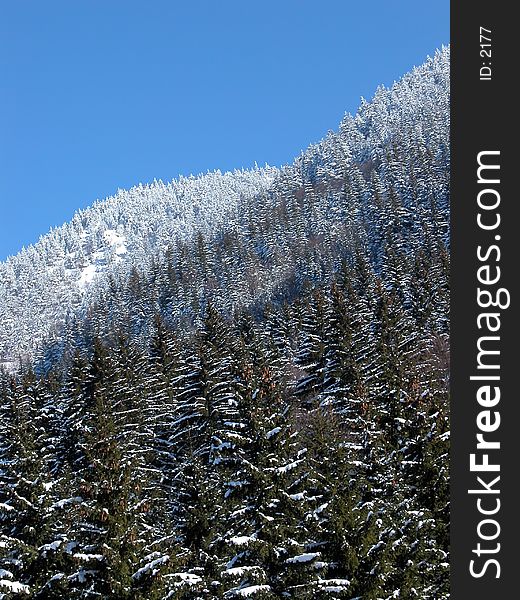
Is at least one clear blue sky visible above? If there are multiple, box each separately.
[0,0,449,261]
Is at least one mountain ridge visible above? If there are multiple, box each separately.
[0,47,449,369]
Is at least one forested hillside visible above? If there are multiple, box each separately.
[1,47,449,599]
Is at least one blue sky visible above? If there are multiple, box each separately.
[0,1,449,261]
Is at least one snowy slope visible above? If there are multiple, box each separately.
[0,47,449,367]
[0,168,277,363]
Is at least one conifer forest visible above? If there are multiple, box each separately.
[0,48,450,598]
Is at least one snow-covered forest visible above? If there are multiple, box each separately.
[1,47,449,599]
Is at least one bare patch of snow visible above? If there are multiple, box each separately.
[103,229,127,255]
[78,264,97,288]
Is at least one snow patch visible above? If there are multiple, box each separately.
[39,540,62,554]
[103,229,127,255]
[231,585,271,597]
[229,536,256,547]
[69,569,97,583]
[275,459,302,474]
[266,426,281,439]
[222,566,264,577]
[0,580,30,594]
[289,492,306,501]
[285,552,320,564]
[73,553,104,562]
[133,555,169,580]
[51,496,82,510]
[166,572,203,588]
[78,264,97,288]
[319,578,350,587]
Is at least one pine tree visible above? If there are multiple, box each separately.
[0,370,57,597]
